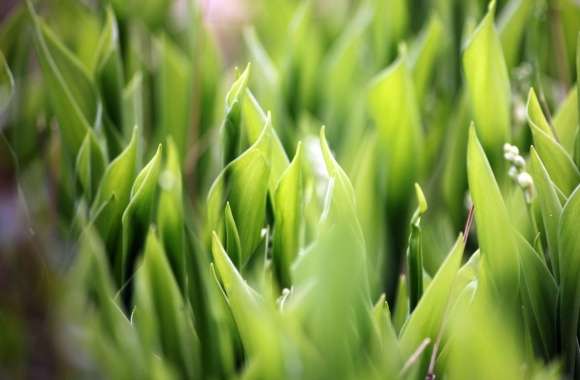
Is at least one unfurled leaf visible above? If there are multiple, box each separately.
[119,144,162,283]
[463,1,511,163]
[91,128,138,251]
[529,148,562,275]
[272,142,303,288]
[517,232,557,359]
[222,64,251,165]
[467,126,519,300]
[75,130,107,202]
[157,139,185,287]
[558,185,580,374]
[400,234,464,365]
[368,48,423,208]
[529,122,580,197]
[207,124,271,266]
[527,89,553,137]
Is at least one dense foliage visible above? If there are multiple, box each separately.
[0,0,579,379]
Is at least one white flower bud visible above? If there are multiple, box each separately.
[508,166,518,179]
[517,172,533,189]
[513,155,526,168]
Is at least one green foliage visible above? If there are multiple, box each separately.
[2,0,580,379]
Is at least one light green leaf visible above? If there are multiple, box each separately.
[400,234,464,363]
[368,48,423,208]
[553,87,578,155]
[527,88,554,137]
[122,72,144,139]
[393,274,409,334]
[222,64,251,165]
[207,124,271,266]
[272,142,303,288]
[558,185,580,374]
[529,123,580,197]
[462,1,511,162]
[467,126,519,299]
[224,202,242,269]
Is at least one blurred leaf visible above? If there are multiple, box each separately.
[558,185,580,374]
[368,50,423,208]
[156,35,192,164]
[411,15,444,103]
[527,88,554,137]
[463,1,511,163]
[75,130,107,202]
[133,228,199,379]
[552,87,577,155]
[467,126,519,300]
[122,72,144,139]
[393,274,409,334]
[224,202,242,268]
[95,7,124,130]
[272,142,303,288]
[498,0,534,69]
[0,50,14,112]
[29,3,98,155]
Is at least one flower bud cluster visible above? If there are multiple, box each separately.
[504,143,534,203]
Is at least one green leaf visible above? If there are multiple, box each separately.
[558,185,580,374]
[371,294,401,375]
[529,122,580,197]
[400,234,464,362]
[498,0,534,69]
[157,139,185,288]
[393,274,409,334]
[527,88,554,137]
[241,92,289,190]
[553,87,578,155]
[0,50,14,112]
[29,3,98,155]
[462,1,511,162]
[467,126,519,299]
[224,202,242,268]
[133,228,199,379]
[272,142,303,288]
[516,232,557,359]
[368,48,423,208]
[122,72,144,139]
[207,124,271,266]
[411,15,444,103]
[119,144,162,284]
[75,130,107,202]
[156,35,192,164]
[529,148,562,275]
[222,64,251,166]
[91,127,139,251]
